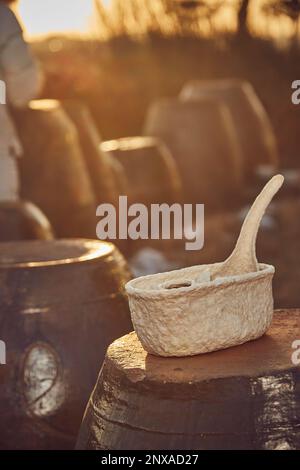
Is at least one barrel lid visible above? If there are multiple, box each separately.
[107,310,300,384]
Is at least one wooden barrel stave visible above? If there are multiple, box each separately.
[76,310,300,450]
[0,239,132,449]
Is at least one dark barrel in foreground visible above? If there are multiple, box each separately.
[76,310,300,450]
[0,239,132,450]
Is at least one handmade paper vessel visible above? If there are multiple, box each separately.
[126,262,274,357]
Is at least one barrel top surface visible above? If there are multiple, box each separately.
[0,239,115,268]
[107,310,300,384]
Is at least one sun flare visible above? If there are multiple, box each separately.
[17,0,95,37]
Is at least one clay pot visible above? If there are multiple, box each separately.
[13,100,96,238]
[76,310,300,450]
[180,79,279,180]
[0,239,132,450]
[100,136,183,206]
[100,136,183,257]
[63,101,119,207]
[143,97,243,208]
[0,200,54,241]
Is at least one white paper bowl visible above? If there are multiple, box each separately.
[125,262,274,357]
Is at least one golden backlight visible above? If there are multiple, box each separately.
[16,0,297,42]
[18,0,95,37]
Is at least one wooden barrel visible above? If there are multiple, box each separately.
[63,101,119,207]
[0,239,132,450]
[0,200,54,241]
[143,98,243,208]
[100,136,183,207]
[13,100,97,238]
[76,309,300,450]
[180,79,279,179]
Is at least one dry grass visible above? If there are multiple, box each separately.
[93,0,238,40]
[93,0,300,44]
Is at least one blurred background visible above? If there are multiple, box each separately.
[14,0,300,155]
[4,0,300,308]
[1,1,300,451]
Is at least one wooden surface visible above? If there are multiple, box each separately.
[98,310,299,382]
[77,309,300,450]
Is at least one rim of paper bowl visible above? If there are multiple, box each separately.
[125,263,274,299]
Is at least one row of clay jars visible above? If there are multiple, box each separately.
[12,79,279,242]
[100,80,277,215]
[0,239,132,450]
[144,79,279,208]
[12,100,184,257]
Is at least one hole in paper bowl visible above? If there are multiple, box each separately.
[164,281,192,290]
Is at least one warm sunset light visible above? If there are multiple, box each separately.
[16,0,296,41]
[18,0,96,37]
[1,0,300,456]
